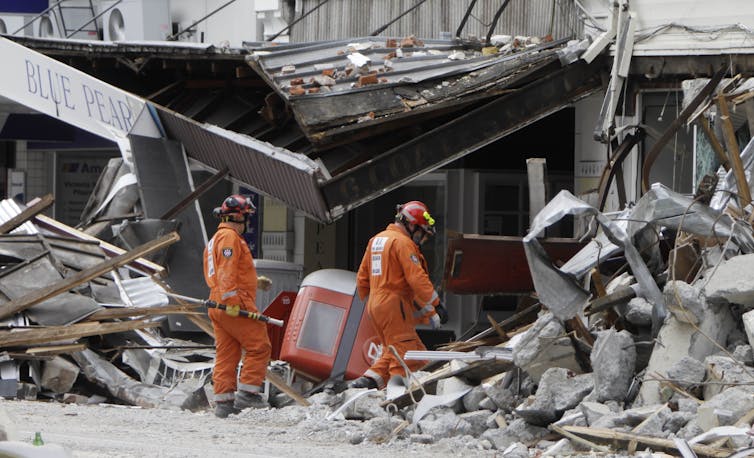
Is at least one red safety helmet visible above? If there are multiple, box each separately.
[213,194,255,222]
[396,200,436,235]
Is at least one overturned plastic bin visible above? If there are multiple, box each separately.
[280,269,378,382]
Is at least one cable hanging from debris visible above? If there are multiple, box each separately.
[266,0,331,42]
[485,0,513,45]
[370,0,431,36]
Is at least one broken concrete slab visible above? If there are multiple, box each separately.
[40,356,80,394]
[340,389,386,420]
[590,328,636,402]
[512,313,582,383]
[480,418,548,450]
[625,297,653,326]
[664,280,705,324]
[703,254,754,308]
[732,344,754,365]
[744,310,754,348]
[636,304,736,406]
[631,404,671,437]
[417,410,472,438]
[579,401,613,425]
[696,386,754,431]
[666,355,706,390]
[703,355,754,399]
[514,367,594,426]
[462,384,488,412]
[459,410,494,437]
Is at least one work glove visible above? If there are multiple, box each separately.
[257,276,273,292]
[429,313,442,330]
[435,302,449,324]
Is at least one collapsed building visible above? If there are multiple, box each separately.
[0,0,754,456]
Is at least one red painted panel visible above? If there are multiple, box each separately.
[443,235,585,295]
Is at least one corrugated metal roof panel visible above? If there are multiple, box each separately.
[289,0,581,43]
[154,106,331,222]
[249,36,556,98]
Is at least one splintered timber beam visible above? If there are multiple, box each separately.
[0,320,160,347]
[0,194,54,234]
[560,426,731,458]
[0,232,180,320]
[86,303,203,321]
[716,93,752,209]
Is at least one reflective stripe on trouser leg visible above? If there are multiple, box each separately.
[214,392,235,402]
[238,382,262,393]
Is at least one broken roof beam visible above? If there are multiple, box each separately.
[322,59,602,216]
[0,319,160,348]
[0,194,54,235]
[0,232,180,320]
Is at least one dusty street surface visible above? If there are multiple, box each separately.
[2,399,495,458]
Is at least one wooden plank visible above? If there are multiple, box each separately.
[561,425,732,458]
[716,93,752,209]
[266,369,310,407]
[0,320,160,347]
[25,343,87,355]
[0,232,180,320]
[86,304,203,321]
[32,213,165,276]
[0,194,54,235]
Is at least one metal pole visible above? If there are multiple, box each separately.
[67,0,123,39]
[455,0,478,38]
[11,0,67,35]
[167,0,237,41]
[370,0,430,37]
[485,0,513,45]
[265,0,331,42]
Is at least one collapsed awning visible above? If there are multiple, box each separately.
[2,35,604,223]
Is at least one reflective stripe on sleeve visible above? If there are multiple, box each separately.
[221,290,238,300]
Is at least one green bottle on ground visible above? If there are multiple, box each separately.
[32,432,44,446]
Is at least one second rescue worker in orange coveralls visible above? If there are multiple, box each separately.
[203,194,273,418]
[349,201,449,390]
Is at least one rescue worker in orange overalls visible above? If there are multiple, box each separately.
[203,194,273,418]
[349,201,449,390]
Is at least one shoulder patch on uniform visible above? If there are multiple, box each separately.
[222,247,233,258]
[410,253,419,264]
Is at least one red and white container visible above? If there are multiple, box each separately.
[280,269,379,381]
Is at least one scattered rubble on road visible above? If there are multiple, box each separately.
[2,34,754,457]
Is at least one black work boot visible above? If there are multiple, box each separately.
[347,376,378,390]
[214,401,240,418]
[234,390,269,410]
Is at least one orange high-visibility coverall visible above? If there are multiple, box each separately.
[203,223,271,402]
[356,223,440,388]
